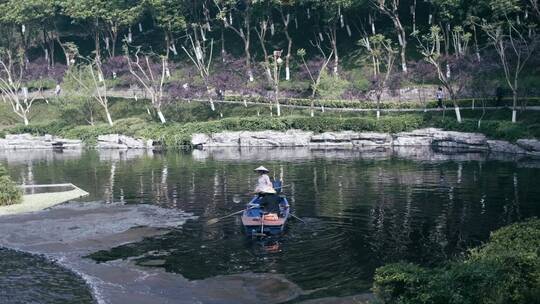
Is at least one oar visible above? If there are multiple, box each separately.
[206,206,256,225]
[289,213,306,223]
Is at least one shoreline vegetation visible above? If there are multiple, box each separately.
[2,98,540,149]
[0,164,22,206]
[373,218,540,304]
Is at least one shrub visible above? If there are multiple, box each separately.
[373,218,540,304]
[317,71,351,100]
[0,165,22,206]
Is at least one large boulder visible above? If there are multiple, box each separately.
[212,132,242,146]
[432,130,487,147]
[238,130,312,147]
[191,133,210,146]
[311,131,357,143]
[0,134,82,150]
[352,132,393,146]
[97,134,146,149]
[393,131,433,146]
[516,139,540,152]
[487,140,527,154]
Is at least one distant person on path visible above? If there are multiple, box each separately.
[436,87,444,108]
[54,84,61,96]
[495,86,504,107]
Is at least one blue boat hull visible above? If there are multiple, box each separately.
[241,196,290,236]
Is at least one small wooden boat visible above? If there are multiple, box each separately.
[241,195,290,236]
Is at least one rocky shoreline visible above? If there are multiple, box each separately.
[191,129,540,158]
[1,129,540,158]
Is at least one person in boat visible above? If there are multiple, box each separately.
[254,166,272,194]
[259,186,281,215]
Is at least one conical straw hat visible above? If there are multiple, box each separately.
[254,166,269,172]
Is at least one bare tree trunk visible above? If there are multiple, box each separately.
[512,90,518,123]
[157,108,166,124]
[105,108,114,126]
[280,10,293,81]
[396,21,407,73]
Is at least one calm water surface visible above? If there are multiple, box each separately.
[2,148,540,301]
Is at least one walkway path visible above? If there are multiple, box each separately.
[22,89,540,113]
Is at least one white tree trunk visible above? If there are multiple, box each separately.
[276,103,281,116]
[454,105,462,123]
[285,66,290,81]
[105,110,114,126]
[23,116,29,126]
[376,110,380,120]
[157,110,167,124]
[512,109,517,123]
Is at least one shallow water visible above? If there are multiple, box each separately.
[0,248,94,304]
[2,148,540,302]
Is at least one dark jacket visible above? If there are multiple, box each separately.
[260,194,281,214]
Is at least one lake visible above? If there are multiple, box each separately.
[1,147,539,303]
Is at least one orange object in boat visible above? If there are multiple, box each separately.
[263,213,279,221]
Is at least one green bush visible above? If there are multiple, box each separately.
[373,218,540,304]
[316,71,351,100]
[0,165,22,206]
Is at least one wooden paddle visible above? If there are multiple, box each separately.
[206,205,257,225]
[289,213,306,223]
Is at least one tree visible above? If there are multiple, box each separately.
[65,44,115,126]
[146,0,187,59]
[302,0,355,77]
[62,0,110,62]
[480,0,537,123]
[372,0,408,73]
[0,0,62,67]
[413,26,470,123]
[102,0,143,57]
[0,48,44,125]
[297,46,334,117]
[277,2,295,80]
[182,23,216,111]
[359,34,397,120]
[214,0,256,82]
[125,46,169,124]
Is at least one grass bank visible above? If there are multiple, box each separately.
[1,98,539,146]
[373,218,540,304]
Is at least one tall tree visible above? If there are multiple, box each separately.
[102,0,143,57]
[0,48,44,125]
[413,26,470,123]
[359,34,397,120]
[0,0,63,67]
[372,0,408,73]
[65,44,115,126]
[146,0,187,59]
[214,0,256,82]
[481,0,537,123]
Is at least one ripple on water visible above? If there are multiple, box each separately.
[0,248,94,304]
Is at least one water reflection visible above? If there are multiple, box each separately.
[2,148,540,298]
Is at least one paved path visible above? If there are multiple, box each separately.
[19,89,540,113]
